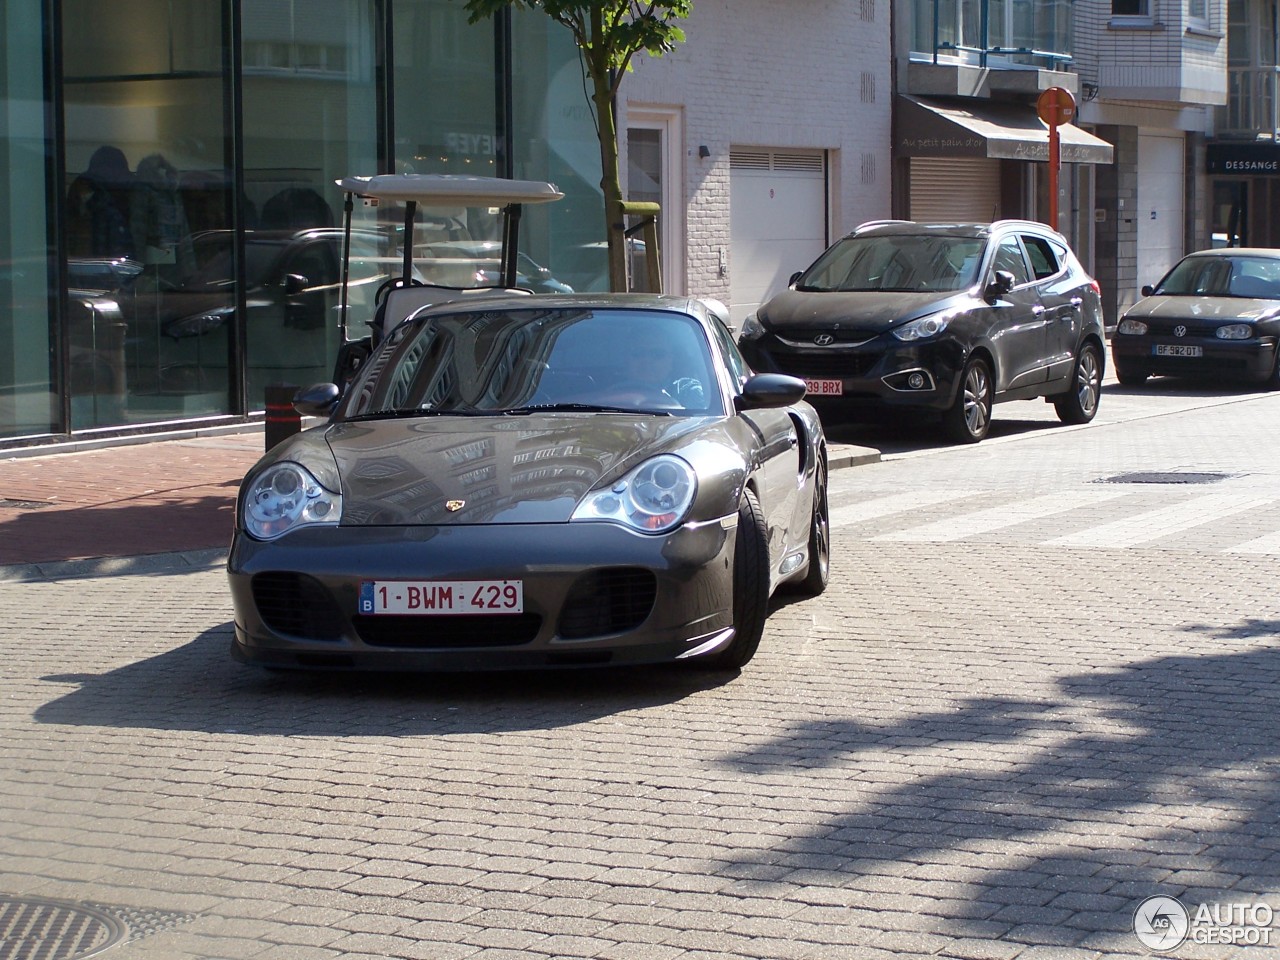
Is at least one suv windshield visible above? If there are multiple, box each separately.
[798,234,985,293]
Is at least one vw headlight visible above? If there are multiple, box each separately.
[571,455,697,534]
[1216,323,1253,340]
[242,462,342,540]
[893,313,953,341]
[739,312,766,341]
[1117,318,1148,335]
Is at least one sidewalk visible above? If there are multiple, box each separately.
[0,431,265,579]
[0,429,879,578]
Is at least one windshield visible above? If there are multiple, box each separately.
[1155,255,1280,298]
[340,307,723,419]
[798,234,985,293]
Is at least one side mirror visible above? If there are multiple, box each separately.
[1141,285,1155,297]
[984,269,1015,301]
[735,373,808,411]
[293,382,341,417]
[789,271,803,287]
[283,273,309,296]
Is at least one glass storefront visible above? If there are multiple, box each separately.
[0,0,605,445]
[1,1,55,439]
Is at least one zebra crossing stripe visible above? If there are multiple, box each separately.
[830,490,977,529]
[1043,494,1274,549]
[873,490,1130,543]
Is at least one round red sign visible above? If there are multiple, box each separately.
[1037,87,1076,127]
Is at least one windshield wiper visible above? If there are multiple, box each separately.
[345,408,500,422]
[502,402,672,416]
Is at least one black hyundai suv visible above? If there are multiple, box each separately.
[737,220,1106,442]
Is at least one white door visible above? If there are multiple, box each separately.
[626,109,684,295]
[1136,132,1185,295]
[729,149,827,325]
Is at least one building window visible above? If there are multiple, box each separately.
[1111,0,1149,16]
[1188,0,1208,25]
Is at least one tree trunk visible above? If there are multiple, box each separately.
[588,54,627,291]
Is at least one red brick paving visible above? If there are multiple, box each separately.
[0,434,264,565]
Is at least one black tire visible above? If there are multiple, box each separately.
[706,489,771,669]
[942,356,993,444]
[1053,342,1103,424]
[1266,348,1280,390]
[1115,366,1149,387]
[789,457,829,597]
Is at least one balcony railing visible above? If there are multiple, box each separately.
[914,0,1074,70]
[1220,66,1280,138]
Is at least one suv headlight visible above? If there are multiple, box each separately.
[739,312,766,341]
[893,312,953,341]
[571,455,697,534]
[1216,323,1253,340]
[242,462,342,540]
[1117,318,1148,335]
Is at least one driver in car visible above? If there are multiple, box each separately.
[627,341,705,409]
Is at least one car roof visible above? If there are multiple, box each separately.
[413,292,710,320]
[1182,247,1280,259]
[849,219,1064,241]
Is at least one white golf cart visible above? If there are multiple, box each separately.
[330,173,565,386]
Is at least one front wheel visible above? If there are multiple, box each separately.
[1053,342,1103,424]
[704,490,771,669]
[788,458,829,597]
[942,356,993,443]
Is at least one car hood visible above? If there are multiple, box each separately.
[1124,295,1280,323]
[760,287,970,335]
[324,415,707,525]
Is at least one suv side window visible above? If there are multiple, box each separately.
[992,237,1032,287]
[1022,235,1062,280]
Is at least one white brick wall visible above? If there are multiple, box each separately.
[619,0,892,301]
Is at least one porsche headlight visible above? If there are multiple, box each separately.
[1216,323,1253,340]
[242,462,342,540]
[1117,318,1148,335]
[893,312,953,341]
[571,455,697,534]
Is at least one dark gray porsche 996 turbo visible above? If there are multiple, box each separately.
[228,294,829,673]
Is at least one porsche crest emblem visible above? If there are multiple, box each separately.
[445,500,465,512]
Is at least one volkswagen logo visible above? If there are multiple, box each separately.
[814,334,835,346]
[1173,325,1187,338]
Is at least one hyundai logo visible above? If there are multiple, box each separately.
[814,334,835,346]
[1174,325,1187,338]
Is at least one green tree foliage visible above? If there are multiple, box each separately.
[464,0,692,291]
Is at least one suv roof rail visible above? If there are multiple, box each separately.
[990,218,1058,233]
[854,219,914,232]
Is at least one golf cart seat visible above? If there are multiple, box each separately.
[377,284,531,341]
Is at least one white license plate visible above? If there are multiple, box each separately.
[359,579,524,615]
[804,378,844,396]
[1155,344,1203,357]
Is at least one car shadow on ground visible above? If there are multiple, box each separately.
[1105,373,1272,397]
[33,621,741,736]
[825,411,1066,455]
[707,620,1280,943]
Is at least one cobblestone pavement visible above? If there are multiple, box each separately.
[2,384,1279,959]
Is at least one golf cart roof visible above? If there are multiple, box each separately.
[336,174,563,206]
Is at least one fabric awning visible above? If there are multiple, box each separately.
[896,95,1114,165]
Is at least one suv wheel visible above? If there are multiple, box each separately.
[943,356,992,443]
[1053,342,1102,424]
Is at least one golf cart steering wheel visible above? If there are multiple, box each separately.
[374,275,425,307]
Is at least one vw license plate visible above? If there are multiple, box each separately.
[1154,344,1203,357]
[359,579,524,615]
[804,378,844,396]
